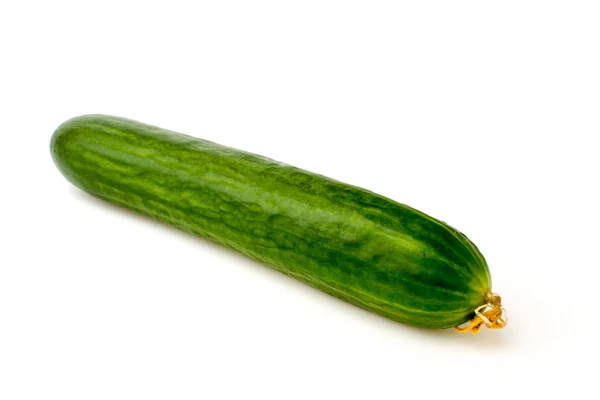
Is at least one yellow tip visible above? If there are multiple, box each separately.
[455,293,507,335]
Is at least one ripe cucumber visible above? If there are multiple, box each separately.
[51,115,497,330]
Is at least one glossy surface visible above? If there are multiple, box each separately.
[51,115,491,328]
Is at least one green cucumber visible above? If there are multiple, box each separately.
[50,115,497,330]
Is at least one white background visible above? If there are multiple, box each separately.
[1,1,599,399]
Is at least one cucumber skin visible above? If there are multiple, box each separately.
[51,115,491,329]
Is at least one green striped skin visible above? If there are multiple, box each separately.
[51,115,491,329]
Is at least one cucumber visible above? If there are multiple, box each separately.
[50,115,502,331]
